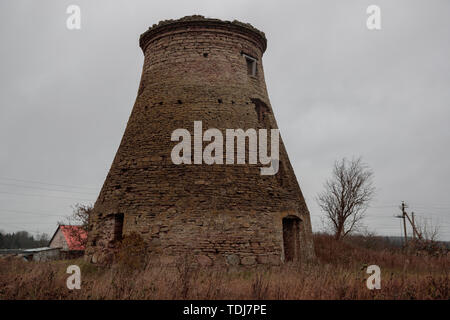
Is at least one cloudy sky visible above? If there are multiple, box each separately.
[1,0,449,240]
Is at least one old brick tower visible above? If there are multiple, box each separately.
[86,16,315,266]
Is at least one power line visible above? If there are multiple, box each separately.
[0,191,94,201]
[413,211,450,216]
[1,221,56,225]
[370,215,402,220]
[0,177,99,190]
[369,205,398,208]
[0,209,66,217]
[407,202,450,209]
[0,222,50,234]
[0,182,97,195]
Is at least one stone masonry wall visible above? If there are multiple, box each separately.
[85,16,315,267]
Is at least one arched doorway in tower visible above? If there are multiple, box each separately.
[282,215,301,262]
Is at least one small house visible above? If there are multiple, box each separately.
[49,225,87,259]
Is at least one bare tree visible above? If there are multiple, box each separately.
[68,203,91,228]
[317,157,375,240]
[408,216,447,256]
[414,216,440,242]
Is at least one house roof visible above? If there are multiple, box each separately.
[49,225,87,251]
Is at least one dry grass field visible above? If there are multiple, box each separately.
[0,234,448,300]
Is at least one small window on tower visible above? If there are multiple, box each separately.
[243,54,257,76]
[251,98,271,124]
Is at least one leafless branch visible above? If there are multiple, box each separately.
[316,157,375,240]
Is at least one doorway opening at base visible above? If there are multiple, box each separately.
[282,215,301,262]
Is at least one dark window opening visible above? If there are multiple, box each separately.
[218,99,223,104]
[113,213,124,242]
[243,54,257,76]
[177,100,183,104]
[282,216,301,262]
[251,98,271,124]
[203,53,208,58]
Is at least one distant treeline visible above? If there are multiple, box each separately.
[0,231,50,249]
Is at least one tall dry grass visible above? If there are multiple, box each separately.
[0,234,448,300]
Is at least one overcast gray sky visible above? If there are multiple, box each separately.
[1,0,449,240]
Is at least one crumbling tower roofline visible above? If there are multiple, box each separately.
[139,15,267,54]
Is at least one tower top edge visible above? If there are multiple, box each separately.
[139,15,267,53]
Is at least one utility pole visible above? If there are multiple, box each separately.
[402,202,408,246]
[395,202,423,246]
[400,201,408,246]
[404,211,422,240]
